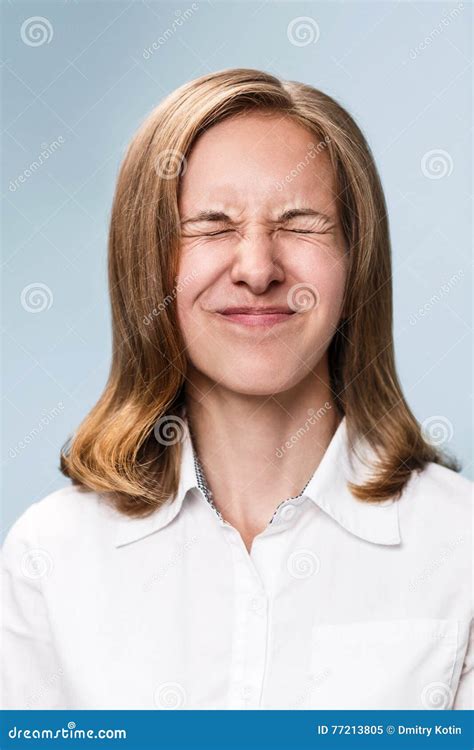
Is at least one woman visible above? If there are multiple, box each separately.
[2,68,472,710]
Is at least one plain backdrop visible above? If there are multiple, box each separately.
[2,0,472,541]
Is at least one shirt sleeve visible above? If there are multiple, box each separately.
[452,618,473,709]
[1,504,65,709]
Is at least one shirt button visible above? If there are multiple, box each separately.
[241,684,254,703]
[279,502,297,521]
[249,595,266,616]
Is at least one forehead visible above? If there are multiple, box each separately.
[178,112,337,216]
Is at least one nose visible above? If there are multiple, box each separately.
[229,228,285,294]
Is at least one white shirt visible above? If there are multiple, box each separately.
[1,416,472,710]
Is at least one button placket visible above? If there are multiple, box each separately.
[224,528,269,709]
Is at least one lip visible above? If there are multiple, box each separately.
[216,307,296,327]
[220,307,293,314]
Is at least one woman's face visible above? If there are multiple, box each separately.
[176,112,348,396]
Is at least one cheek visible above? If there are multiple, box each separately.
[291,249,347,318]
[320,266,347,315]
[175,243,226,310]
[175,285,197,336]
[174,249,209,330]
[175,275,212,339]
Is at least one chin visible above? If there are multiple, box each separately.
[213,364,307,397]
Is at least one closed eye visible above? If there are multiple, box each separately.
[286,229,317,234]
[196,227,328,237]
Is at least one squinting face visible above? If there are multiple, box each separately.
[175,112,348,396]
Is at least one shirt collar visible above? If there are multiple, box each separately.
[300,417,401,546]
[114,418,197,547]
[114,416,401,548]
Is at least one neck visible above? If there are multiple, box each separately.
[183,358,342,551]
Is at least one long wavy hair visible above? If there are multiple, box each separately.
[60,68,460,515]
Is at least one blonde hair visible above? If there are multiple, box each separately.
[60,68,460,515]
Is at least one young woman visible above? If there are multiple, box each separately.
[2,68,472,710]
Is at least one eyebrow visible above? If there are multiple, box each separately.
[180,207,333,225]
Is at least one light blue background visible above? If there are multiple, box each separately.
[2,0,472,540]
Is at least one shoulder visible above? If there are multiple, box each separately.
[2,484,119,558]
[412,462,472,505]
[400,461,473,531]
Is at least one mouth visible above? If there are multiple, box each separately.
[215,307,297,328]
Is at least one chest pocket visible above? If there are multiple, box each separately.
[309,618,459,709]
